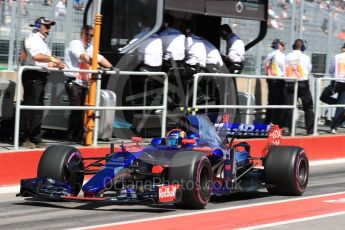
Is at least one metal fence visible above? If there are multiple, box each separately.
[11,67,345,149]
[192,73,300,136]
[14,66,169,150]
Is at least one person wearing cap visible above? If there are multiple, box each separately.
[21,17,65,149]
[263,39,286,128]
[64,25,113,142]
[329,43,345,134]
[219,24,245,74]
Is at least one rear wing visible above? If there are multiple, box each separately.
[214,123,272,138]
[215,122,283,156]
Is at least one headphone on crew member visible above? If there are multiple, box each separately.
[292,39,307,52]
[271,39,284,49]
[32,17,45,31]
[34,22,41,31]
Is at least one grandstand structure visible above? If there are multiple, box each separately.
[0,0,344,73]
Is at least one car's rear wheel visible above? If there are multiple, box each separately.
[264,145,309,195]
[168,151,212,209]
[38,145,84,196]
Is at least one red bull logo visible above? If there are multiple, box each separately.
[158,184,180,203]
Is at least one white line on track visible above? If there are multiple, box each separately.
[235,211,345,229]
[309,158,345,166]
[0,185,19,194]
[66,191,345,230]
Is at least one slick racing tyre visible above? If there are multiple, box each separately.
[264,145,309,195]
[38,145,84,196]
[168,151,212,209]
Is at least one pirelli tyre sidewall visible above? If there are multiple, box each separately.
[168,151,212,209]
[38,145,84,196]
[264,145,309,196]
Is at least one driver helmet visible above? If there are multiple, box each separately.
[166,129,186,146]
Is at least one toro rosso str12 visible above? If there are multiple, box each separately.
[18,114,309,209]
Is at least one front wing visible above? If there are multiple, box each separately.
[17,177,182,205]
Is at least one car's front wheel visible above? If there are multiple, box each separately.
[168,151,212,209]
[38,145,84,196]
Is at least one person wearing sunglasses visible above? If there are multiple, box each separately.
[64,25,113,143]
[21,17,65,149]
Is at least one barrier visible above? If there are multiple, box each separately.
[12,67,344,150]
[192,73,300,136]
[14,66,168,150]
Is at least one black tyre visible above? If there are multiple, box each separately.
[38,145,84,196]
[168,151,212,209]
[264,145,309,195]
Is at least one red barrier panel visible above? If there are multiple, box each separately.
[1,135,345,186]
[0,146,113,186]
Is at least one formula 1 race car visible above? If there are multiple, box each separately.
[18,114,309,209]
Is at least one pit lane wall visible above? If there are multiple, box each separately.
[1,135,345,186]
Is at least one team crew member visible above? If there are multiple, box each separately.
[201,38,224,73]
[130,27,163,72]
[184,21,207,79]
[285,39,314,135]
[22,17,65,149]
[159,16,186,72]
[329,43,345,134]
[264,39,286,127]
[220,24,245,74]
[64,25,113,142]
[127,26,163,113]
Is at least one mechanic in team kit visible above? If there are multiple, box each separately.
[263,39,286,128]
[285,39,314,135]
[219,24,245,74]
[159,16,186,73]
[183,20,207,80]
[64,25,113,142]
[21,17,65,149]
[130,26,163,72]
[201,37,224,73]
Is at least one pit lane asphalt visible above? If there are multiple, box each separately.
[1,162,345,230]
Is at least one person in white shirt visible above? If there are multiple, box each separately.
[329,44,345,134]
[159,16,186,110]
[285,39,314,135]
[159,16,186,72]
[64,25,113,142]
[127,26,163,114]
[22,17,65,149]
[183,21,207,79]
[220,24,245,74]
[180,21,208,106]
[55,0,66,18]
[201,38,224,73]
[263,39,286,127]
[130,27,163,72]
